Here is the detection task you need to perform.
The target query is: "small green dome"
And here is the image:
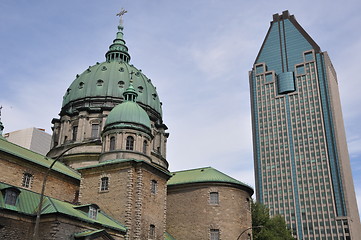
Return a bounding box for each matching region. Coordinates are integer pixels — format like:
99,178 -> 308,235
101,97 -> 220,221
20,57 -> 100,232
105,101 -> 151,131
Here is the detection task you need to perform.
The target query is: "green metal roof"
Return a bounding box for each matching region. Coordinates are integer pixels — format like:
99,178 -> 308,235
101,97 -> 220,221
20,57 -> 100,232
164,232 -> 177,240
74,229 -> 115,239
0,137 -> 80,180
105,101 -> 151,131
167,167 -> 254,192
0,182 -> 126,232
77,158 -> 171,177
74,229 -> 105,237
61,24 -> 162,117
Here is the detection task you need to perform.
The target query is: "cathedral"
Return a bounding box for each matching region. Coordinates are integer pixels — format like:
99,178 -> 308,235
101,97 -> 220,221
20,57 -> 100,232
0,12 -> 253,240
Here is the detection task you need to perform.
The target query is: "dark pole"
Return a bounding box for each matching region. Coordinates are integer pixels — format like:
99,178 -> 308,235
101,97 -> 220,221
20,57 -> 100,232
236,226 -> 264,240
32,139 -> 100,240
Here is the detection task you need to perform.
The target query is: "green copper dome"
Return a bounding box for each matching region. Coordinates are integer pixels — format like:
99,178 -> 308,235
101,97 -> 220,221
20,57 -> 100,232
61,23 -> 162,117
104,101 -> 151,131
104,83 -> 151,131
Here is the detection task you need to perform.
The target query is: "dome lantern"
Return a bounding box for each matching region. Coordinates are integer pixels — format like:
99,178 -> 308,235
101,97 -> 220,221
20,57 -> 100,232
123,80 -> 138,102
105,9 -> 131,63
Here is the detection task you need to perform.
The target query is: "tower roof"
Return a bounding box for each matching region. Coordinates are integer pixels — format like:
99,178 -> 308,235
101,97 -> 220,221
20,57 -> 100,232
0,137 -> 80,180
254,10 -> 321,74
168,167 -> 254,194
61,14 -> 162,118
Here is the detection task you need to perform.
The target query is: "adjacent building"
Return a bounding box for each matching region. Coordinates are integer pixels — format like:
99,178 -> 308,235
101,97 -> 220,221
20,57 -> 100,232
4,127 -> 51,155
167,167 -> 253,240
249,10 -> 360,239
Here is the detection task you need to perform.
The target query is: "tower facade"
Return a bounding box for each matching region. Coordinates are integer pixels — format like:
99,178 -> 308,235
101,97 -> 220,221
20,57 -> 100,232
250,11 -> 360,239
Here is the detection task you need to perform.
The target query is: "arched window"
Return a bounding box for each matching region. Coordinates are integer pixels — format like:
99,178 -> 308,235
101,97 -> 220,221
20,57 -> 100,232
143,140 -> 148,154
109,137 -> 116,151
100,177 -> 109,191
126,136 -> 134,150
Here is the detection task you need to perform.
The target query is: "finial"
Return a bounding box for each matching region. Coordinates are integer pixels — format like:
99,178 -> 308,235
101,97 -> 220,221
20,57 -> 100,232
116,8 -> 128,28
0,106 -> 4,135
105,8 -> 131,62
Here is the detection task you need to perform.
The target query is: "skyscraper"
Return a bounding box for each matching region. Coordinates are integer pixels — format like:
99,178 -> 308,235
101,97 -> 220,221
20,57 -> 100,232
249,10 -> 360,240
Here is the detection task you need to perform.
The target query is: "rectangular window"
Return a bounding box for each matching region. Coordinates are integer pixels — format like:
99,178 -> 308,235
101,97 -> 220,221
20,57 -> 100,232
210,229 -> 220,240
72,126 -> 78,141
151,180 -> 157,194
210,192 -> 219,205
22,173 -> 33,188
88,206 -> 98,219
109,137 -> 116,151
5,189 -> 19,206
91,124 -> 99,139
100,177 -> 109,191
149,224 -> 155,239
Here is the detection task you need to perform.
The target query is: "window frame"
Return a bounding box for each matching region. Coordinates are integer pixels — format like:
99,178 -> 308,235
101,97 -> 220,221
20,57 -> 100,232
149,224 -> 155,239
209,192 -> 219,205
4,188 -> 20,206
210,229 -> 220,240
100,177 -> 109,192
151,180 -> 157,194
72,125 -> 78,141
91,123 -> 100,139
22,173 -> 33,188
109,136 -> 116,151
126,136 -> 134,150
88,205 -> 98,219
143,140 -> 148,154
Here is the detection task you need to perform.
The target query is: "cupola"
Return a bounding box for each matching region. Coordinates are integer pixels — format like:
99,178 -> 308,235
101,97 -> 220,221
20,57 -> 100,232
104,82 -> 152,133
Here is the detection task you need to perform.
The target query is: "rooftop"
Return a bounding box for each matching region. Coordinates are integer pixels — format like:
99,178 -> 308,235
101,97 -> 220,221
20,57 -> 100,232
0,137 -> 80,180
168,167 -> 253,193
0,182 -> 126,232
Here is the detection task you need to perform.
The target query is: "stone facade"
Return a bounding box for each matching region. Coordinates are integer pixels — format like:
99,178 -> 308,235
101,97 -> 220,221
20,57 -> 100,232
0,213 -> 124,240
79,160 -> 169,240
0,152 -> 79,202
167,183 -> 253,240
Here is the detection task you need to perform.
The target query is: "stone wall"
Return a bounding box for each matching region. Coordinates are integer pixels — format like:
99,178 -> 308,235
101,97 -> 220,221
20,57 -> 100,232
167,184 -> 253,240
0,213 -> 124,240
79,161 -> 169,240
0,154 -> 79,202
0,215 -> 33,240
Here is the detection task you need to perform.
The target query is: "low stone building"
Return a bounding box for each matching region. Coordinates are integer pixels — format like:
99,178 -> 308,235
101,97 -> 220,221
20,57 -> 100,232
167,167 -> 254,240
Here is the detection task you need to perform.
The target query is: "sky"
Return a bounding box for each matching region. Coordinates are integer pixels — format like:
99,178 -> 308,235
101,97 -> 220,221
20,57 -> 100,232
1,0 -> 361,215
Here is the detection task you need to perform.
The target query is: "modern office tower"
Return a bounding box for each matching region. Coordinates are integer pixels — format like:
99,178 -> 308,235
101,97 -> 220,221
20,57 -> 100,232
249,10 -> 360,240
